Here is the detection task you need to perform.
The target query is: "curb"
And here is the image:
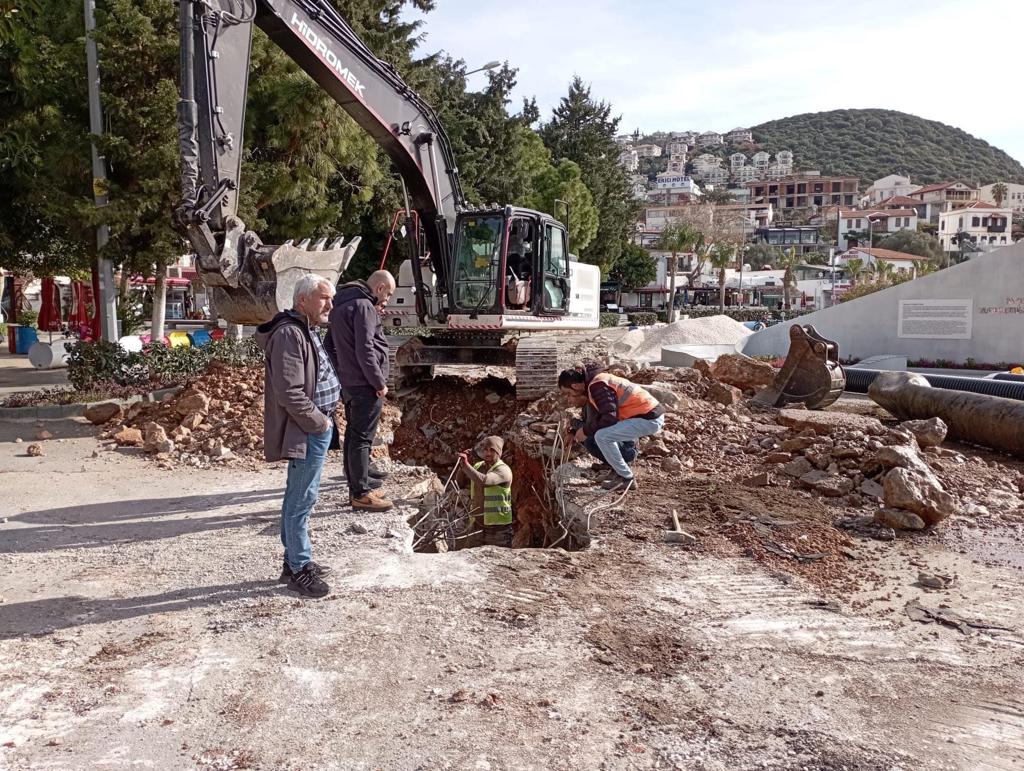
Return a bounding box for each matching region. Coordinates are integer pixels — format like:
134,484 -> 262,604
0,386 -> 181,422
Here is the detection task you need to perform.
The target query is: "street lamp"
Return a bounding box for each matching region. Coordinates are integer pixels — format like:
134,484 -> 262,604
465,60 -> 501,76
867,216 -> 880,249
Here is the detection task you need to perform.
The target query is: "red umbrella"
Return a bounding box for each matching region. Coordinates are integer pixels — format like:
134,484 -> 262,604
36,277 -> 63,333
67,280 -> 92,337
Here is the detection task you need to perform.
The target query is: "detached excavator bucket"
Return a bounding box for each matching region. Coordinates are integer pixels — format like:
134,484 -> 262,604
752,324 -> 846,409
207,235 -> 361,325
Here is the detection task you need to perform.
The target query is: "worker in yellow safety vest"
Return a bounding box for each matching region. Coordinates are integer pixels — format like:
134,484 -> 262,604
457,436 -> 514,548
559,362 -> 665,491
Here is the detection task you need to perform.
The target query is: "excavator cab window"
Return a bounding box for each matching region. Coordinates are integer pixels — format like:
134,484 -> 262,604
452,215 -> 503,313
539,222 -> 570,314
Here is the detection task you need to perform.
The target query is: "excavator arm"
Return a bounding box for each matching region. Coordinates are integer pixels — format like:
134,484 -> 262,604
176,0 -> 464,323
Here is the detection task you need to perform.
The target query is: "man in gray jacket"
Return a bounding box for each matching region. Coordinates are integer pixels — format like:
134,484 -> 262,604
255,274 -> 340,598
327,270 -> 396,511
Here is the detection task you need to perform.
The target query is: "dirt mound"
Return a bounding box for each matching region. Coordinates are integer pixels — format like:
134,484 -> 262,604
613,316 -> 752,362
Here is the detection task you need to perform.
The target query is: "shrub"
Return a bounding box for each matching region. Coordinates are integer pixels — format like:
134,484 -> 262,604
627,312 -> 657,326
656,310 -> 669,323
17,309 -> 38,328
67,337 -> 266,392
599,312 -> 620,328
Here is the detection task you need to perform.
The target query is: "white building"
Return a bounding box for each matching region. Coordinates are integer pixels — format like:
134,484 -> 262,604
752,151 -> 770,175
667,140 -> 689,157
729,152 -> 747,174
837,247 -> 920,275
733,166 -> 758,184
865,174 -> 916,204
667,155 -> 686,173
691,153 -> 723,179
979,182 -> 1024,214
635,144 -> 663,158
618,147 -> 639,172
727,127 -> 753,144
775,150 -> 794,175
698,131 -> 723,147
836,208 -> 918,250
704,167 -> 730,187
938,201 -> 1014,254
630,175 -> 648,200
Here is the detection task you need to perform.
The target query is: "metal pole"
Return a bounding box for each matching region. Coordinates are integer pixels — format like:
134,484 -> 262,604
84,0 -> 118,342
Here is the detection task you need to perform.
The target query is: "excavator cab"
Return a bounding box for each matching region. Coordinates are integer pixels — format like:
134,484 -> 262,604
449,208 -> 570,318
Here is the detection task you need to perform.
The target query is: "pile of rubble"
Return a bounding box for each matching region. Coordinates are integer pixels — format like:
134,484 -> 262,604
86,362 -> 268,469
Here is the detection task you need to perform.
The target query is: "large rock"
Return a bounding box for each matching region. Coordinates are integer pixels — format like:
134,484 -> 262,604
781,456 -> 814,477
645,382 -> 691,412
706,381 -> 743,406
872,445 -> 933,477
899,417 -> 948,449
84,401 -> 123,425
175,390 -> 211,418
710,354 -> 776,391
874,507 -> 926,531
883,468 -> 957,526
777,409 -> 885,437
143,422 -> 174,455
179,412 -> 204,431
114,427 -> 143,447
859,479 -> 885,499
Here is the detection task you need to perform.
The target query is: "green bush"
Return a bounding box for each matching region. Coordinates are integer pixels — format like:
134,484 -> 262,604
17,309 -> 38,328
67,337 -> 265,392
656,310 -> 669,323
116,294 -> 146,336
599,312 -> 620,328
627,312 -> 657,326
681,307 -> 811,325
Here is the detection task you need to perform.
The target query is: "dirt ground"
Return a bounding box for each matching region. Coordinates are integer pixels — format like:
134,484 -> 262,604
3,347 -> 1024,769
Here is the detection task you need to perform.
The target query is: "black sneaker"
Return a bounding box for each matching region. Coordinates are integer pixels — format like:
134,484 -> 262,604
590,462 -> 611,472
286,563 -> 330,598
600,474 -> 635,492
369,465 -> 389,480
278,560 -> 333,584
367,476 -> 384,491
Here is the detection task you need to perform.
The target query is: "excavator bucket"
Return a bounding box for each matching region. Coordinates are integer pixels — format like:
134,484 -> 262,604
752,324 -> 846,409
204,234 -> 361,325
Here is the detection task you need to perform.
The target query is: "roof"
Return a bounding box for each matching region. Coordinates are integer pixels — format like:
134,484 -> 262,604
876,195 -> 921,207
909,181 -> 974,196
842,247 -> 920,262
839,209 -> 916,219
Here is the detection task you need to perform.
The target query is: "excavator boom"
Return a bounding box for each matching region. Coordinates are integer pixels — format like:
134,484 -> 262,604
176,0 -> 463,323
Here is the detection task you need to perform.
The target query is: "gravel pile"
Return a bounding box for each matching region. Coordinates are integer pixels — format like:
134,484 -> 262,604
613,316 -> 752,362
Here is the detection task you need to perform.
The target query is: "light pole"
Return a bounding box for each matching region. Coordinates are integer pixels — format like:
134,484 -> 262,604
867,216 -> 880,250
465,60 -> 501,76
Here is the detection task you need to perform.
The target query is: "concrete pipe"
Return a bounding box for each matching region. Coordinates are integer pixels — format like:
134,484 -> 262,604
869,371 -> 1024,458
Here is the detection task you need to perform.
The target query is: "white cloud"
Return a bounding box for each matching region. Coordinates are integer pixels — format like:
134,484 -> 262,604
408,0 -> 1024,166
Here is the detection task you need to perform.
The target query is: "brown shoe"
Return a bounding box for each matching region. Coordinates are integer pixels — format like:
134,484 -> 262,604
350,492 -> 393,512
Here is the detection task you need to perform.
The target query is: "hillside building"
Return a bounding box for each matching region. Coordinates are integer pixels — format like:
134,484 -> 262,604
865,174 -> 916,204
748,174 -> 860,211
938,201 -> 1013,255
906,181 -> 978,222
979,182 -> 1024,214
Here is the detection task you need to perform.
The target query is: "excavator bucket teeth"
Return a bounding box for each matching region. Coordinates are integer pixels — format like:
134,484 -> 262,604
209,235 -> 362,325
752,324 -> 846,410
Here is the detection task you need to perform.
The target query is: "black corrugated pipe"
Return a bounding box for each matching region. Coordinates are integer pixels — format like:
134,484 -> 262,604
989,373 -> 1024,383
844,369 -> 1024,401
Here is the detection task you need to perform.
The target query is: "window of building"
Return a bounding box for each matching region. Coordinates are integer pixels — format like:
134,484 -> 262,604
855,219 -> 862,228
846,219 -> 853,228
973,217 -> 980,227
959,217 -> 963,228
639,293 -> 653,308
1001,236 -> 1007,243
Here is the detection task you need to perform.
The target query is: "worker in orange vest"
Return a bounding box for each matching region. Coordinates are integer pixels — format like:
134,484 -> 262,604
558,363 -> 665,491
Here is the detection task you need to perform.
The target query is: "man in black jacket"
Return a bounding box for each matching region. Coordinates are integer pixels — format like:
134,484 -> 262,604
327,270 -> 396,511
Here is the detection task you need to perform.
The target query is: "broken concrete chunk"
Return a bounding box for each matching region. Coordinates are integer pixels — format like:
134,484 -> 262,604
114,427 -> 144,447
874,507 -> 926,531
709,354 -> 776,391
781,457 -> 814,477
706,381 -> 743,406
799,470 -> 855,497
883,467 -> 957,526
858,479 -> 885,499
900,417 -> 948,449
84,401 -> 123,425
777,409 -> 885,437
872,445 -> 933,477
174,390 -> 211,418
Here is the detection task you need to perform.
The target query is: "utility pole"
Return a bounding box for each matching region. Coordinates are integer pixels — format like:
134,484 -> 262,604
84,0 -> 118,342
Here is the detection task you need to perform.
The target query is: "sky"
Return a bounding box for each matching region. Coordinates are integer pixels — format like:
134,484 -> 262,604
406,0 -> 1024,166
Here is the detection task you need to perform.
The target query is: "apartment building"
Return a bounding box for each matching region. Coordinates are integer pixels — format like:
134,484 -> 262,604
726,127 -> 753,144
667,140 -> 689,157
698,131 -> 723,147
838,247 -> 920,274
691,153 -> 723,178
748,174 -> 860,211
864,174 -> 916,204
729,152 -> 747,174
835,209 -> 918,250
979,182 -> 1024,214
634,144 -> 663,158
906,181 -> 977,222
618,147 -> 639,172
752,151 -> 770,176
752,225 -> 822,257
938,201 -> 1014,254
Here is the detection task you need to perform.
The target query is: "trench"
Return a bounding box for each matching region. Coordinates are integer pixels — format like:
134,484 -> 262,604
386,374 -> 590,553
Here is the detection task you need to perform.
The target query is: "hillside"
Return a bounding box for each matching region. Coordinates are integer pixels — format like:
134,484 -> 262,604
751,109 -> 1024,185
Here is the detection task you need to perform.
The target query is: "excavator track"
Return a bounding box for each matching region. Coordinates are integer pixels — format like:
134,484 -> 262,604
515,336 -> 559,401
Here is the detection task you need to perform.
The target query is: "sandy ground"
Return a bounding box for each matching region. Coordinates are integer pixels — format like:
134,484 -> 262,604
2,406 -> 1023,771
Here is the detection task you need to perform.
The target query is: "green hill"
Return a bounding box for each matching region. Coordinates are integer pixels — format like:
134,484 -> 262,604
751,109 -> 1024,185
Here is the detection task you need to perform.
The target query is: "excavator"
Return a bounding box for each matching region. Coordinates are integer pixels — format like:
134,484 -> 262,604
175,0 -> 600,399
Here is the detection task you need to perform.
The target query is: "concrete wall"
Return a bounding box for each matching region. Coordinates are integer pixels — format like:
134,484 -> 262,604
741,242 -> 1024,364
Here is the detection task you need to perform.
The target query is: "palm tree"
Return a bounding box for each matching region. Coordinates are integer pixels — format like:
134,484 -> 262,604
657,223 -> 702,322
911,259 -> 936,279
991,182 -> 1009,208
844,257 -> 864,285
708,243 -> 736,312
778,246 -> 801,310
870,258 -> 894,284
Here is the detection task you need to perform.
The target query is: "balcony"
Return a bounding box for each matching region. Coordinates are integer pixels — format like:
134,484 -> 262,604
988,225 -> 1007,233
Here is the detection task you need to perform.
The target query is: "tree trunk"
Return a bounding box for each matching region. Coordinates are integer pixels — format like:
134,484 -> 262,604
718,268 -> 726,312
150,258 -> 167,341
118,266 -> 130,298
666,254 -> 677,323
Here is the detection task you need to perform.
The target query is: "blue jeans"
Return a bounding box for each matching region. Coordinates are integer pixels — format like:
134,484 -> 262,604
583,436 -> 637,466
281,425 -> 332,572
594,415 -> 665,480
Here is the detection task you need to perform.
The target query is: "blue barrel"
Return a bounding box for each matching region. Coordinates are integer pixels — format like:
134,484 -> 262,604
15,326 -> 38,354
189,329 -> 212,347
